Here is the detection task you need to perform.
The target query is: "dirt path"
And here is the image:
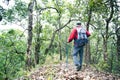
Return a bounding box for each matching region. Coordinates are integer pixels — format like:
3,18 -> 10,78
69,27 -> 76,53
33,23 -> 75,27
17,63 -> 120,80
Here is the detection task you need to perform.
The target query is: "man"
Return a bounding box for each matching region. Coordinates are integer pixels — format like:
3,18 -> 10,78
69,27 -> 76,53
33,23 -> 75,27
67,22 -> 90,71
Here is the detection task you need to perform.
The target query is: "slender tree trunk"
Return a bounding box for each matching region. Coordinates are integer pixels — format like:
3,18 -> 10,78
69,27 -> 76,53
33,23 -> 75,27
92,34 -> 100,64
59,41 -> 62,60
85,41 -> 91,64
26,1 -> 34,70
103,0 -> 114,61
116,28 -> 120,61
34,13 -> 42,65
56,12 -> 62,60
103,37 -> 108,61
113,0 -> 120,69
58,17 -> 62,60
84,7 -> 92,64
34,25 -> 42,65
117,36 -> 120,61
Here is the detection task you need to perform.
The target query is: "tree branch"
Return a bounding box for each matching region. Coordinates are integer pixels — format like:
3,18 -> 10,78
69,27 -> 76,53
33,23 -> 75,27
44,18 -> 79,54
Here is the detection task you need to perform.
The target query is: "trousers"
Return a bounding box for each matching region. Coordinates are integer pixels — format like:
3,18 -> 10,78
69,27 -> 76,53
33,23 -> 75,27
72,46 -> 84,66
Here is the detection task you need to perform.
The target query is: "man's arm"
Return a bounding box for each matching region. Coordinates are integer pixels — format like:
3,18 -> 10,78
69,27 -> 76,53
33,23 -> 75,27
67,28 -> 77,43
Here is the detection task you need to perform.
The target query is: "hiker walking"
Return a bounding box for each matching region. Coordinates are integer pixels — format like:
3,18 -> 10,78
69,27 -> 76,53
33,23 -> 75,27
67,22 -> 91,71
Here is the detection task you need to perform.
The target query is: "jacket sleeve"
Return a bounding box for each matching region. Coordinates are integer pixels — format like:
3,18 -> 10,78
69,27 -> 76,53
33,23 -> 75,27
67,28 -> 77,43
86,31 -> 91,37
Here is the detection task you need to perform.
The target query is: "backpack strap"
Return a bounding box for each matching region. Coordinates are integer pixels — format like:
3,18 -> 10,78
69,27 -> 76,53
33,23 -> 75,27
76,27 -> 81,39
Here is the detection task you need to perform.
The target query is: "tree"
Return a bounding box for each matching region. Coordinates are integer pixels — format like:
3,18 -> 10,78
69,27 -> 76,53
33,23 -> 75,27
26,0 -> 34,70
102,0 -> 114,61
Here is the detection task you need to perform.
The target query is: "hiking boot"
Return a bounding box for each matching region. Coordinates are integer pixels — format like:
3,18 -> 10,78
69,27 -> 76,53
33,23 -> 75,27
76,65 -> 81,71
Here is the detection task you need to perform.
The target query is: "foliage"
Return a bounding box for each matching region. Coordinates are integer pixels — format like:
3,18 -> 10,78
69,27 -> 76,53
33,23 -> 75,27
2,0 -> 28,22
0,0 -> 120,79
0,29 -> 26,79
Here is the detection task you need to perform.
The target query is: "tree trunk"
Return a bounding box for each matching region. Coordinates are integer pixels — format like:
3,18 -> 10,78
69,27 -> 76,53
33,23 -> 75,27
59,42 -> 62,60
103,37 -> 108,61
103,0 -> 114,61
84,6 -> 92,64
85,41 -> 91,64
26,1 -> 34,70
34,25 -> 42,65
34,13 -> 42,65
116,28 -> 120,61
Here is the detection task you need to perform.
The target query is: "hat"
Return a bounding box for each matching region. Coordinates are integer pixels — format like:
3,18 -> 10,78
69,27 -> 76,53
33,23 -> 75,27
76,22 -> 81,25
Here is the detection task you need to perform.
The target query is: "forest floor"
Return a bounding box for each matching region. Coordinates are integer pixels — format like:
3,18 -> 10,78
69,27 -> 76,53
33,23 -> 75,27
17,62 -> 120,80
